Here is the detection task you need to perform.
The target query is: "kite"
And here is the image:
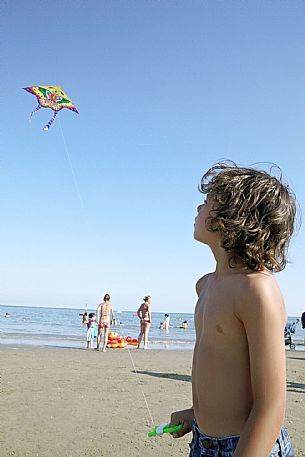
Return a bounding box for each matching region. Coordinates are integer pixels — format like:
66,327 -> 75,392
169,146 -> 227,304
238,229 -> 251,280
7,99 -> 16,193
23,86 -> 79,130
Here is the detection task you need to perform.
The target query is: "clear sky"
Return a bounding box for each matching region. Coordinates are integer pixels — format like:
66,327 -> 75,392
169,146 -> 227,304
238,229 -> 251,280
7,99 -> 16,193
1,1 -> 305,314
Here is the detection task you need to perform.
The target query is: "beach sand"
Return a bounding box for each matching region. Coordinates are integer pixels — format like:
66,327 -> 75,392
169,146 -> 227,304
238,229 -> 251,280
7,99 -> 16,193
0,347 -> 304,456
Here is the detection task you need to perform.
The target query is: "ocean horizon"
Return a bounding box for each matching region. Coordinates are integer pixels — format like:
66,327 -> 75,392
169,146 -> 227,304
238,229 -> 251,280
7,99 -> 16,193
0,304 -> 196,351
1,304 -> 304,351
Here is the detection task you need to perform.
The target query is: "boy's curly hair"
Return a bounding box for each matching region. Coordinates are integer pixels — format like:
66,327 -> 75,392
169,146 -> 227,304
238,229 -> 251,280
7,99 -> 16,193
200,161 -> 297,272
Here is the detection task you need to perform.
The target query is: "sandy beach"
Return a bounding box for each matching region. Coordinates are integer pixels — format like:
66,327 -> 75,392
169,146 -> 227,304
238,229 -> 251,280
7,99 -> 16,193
0,347 -> 304,457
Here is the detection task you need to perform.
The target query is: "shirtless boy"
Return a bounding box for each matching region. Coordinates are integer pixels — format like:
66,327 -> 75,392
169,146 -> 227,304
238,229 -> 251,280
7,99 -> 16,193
96,294 -> 115,352
170,162 -> 296,456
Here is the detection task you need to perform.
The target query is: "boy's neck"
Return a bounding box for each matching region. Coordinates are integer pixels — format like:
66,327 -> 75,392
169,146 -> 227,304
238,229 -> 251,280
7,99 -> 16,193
211,244 -> 271,277
211,244 -> 248,276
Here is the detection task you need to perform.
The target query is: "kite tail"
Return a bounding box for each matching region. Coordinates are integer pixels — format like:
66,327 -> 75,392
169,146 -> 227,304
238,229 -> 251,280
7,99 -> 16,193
29,105 -> 42,120
43,111 -> 58,131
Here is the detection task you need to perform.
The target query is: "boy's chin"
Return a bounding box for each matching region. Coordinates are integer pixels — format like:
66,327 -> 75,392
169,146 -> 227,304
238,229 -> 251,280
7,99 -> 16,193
194,231 -> 211,246
193,232 -> 205,243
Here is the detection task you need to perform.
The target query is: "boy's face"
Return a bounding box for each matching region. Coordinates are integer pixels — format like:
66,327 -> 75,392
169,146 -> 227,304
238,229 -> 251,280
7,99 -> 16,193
194,195 -> 219,246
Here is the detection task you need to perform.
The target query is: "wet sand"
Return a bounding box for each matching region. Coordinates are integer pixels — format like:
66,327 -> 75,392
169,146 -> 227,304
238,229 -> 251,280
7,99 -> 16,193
0,347 -> 304,456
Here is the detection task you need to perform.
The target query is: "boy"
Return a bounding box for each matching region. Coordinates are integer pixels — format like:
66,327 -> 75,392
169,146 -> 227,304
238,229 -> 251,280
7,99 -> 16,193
96,294 -> 115,352
170,162 -> 296,456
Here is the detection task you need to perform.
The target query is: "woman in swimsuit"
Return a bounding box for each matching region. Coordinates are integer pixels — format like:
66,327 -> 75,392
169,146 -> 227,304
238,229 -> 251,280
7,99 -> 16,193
96,294 -> 115,352
137,295 -> 152,349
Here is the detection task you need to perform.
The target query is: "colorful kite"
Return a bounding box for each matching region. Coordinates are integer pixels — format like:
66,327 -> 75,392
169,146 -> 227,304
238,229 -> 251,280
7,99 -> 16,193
23,86 -> 79,130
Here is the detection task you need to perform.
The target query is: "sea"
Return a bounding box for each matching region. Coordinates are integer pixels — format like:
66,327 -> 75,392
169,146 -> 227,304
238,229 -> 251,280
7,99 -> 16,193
0,304 -> 304,351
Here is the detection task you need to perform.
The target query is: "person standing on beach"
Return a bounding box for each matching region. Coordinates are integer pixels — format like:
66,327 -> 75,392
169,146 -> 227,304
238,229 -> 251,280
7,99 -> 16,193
163,314 -> 170,331
96,294 -> 115,352
82,312 -> 97,349
137,295 -> 152,349
169,162 -> 296,456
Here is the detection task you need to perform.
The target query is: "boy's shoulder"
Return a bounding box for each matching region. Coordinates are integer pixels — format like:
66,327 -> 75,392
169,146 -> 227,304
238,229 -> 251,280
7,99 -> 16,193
230,269 -> 280,300
233,270 -> 286,322
195,273 -> 212,296
196,269 -> 281,296
236,269 -> 278,293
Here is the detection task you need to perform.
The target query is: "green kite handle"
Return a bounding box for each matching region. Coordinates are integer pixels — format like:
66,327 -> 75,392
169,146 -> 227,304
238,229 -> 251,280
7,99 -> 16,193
148,423 -> 183,437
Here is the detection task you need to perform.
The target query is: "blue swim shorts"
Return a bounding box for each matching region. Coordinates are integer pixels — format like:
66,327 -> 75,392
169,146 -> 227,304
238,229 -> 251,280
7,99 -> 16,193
189,420 -> 294,456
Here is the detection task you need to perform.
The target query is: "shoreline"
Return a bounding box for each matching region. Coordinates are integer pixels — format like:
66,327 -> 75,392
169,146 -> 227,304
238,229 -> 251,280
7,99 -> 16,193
1,337 -> 305,351
0,347 -> 304,456
0,338 -> 196,351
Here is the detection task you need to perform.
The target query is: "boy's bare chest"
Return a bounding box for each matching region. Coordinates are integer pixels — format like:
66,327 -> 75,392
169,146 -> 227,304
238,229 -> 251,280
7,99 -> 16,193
195,281 -> 240,340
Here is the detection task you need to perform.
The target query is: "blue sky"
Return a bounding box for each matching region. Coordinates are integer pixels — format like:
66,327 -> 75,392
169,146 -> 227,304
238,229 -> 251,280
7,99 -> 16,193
1,1 -> 305,314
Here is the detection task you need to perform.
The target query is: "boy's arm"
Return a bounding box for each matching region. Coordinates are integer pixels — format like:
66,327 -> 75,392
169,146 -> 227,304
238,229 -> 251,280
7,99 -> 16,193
111,305 -> 115,323
169,407 -> 194,438
233,277 -> 287,457
169,274 -> 209,439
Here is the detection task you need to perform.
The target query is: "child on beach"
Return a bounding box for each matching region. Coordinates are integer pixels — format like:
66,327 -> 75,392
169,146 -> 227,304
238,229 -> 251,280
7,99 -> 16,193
169,162 -> 296,456
137,295 -> 152,349
83,312 -> 97,349
96,294 -> 115,352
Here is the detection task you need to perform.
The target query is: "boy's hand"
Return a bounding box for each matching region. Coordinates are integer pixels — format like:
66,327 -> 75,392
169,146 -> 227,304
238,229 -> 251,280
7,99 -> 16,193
169,408 -> 194,438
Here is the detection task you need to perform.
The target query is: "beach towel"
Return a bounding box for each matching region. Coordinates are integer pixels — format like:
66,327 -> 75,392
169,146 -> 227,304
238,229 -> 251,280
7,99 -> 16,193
87,322 -> 97,341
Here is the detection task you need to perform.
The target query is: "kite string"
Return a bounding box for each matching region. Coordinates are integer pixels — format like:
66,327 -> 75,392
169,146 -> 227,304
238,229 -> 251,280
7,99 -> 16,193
58,121 -> 155,427
58,117 -> 91,232
117,320 -> 155,427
